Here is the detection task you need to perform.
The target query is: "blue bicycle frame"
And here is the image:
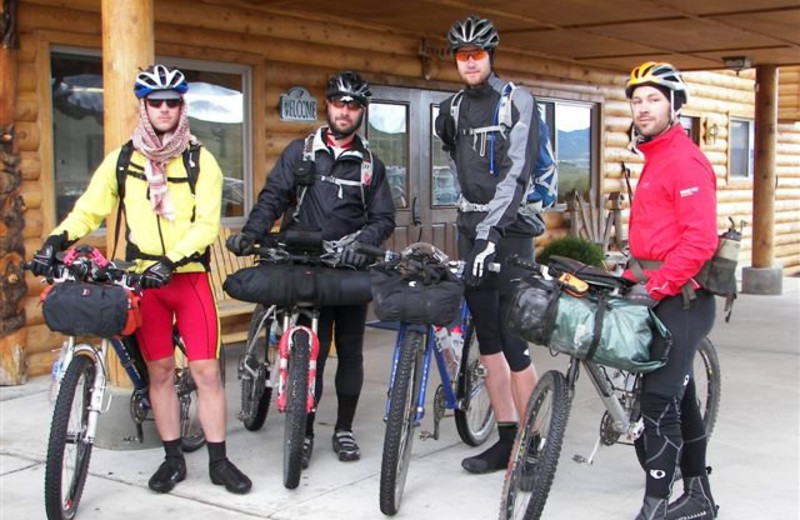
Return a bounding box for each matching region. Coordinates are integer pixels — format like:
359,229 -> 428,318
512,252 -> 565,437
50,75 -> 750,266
383,301 -> 473,424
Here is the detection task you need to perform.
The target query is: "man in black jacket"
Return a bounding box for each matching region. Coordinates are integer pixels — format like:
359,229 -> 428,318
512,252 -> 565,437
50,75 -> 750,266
435,15 -> 540,474
228,71 -> 395,466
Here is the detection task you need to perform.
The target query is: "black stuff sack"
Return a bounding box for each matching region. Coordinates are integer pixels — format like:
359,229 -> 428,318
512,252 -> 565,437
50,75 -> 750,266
223,263 -> 373,307
369,265 -> 463,326
41,282 -> 131,338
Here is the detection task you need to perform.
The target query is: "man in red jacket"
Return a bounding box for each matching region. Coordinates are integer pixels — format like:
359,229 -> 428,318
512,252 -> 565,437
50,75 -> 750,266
623,62 -> 719,520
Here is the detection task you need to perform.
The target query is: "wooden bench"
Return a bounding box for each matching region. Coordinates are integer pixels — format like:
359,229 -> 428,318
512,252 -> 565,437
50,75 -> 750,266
209,227 -> 257,345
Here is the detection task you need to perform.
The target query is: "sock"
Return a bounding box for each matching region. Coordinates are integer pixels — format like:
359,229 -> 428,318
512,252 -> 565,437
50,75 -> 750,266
335,393 -> 359,432
207,441 -> 227,467
462,422 -> 518,473
306,411 -> 316,438
163,438 -> 183,462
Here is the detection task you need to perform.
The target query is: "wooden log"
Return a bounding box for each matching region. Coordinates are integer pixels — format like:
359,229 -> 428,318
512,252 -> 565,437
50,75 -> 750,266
0,329 -> 27,385
21,208 -> 42,238
15,120 -> 37,151
13,91 -> 37,122
752,65 -> 778,269
26,322 -> 63,354
101,0 -> 154,387
17,3 -> 101,34
19,151 -> 38,180
24,296 -> 43,327
27,349 -> 55,377
18,180 -> 41,209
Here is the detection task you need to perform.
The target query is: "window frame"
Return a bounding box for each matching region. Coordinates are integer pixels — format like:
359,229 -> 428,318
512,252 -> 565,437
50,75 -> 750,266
535,97 -> 600,210
49,46 -> 253,229
728,116 -> 755,181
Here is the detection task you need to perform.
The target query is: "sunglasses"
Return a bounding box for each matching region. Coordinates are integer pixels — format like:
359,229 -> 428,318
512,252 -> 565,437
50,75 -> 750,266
454,49 -> 488,62
329,98 -> 364,111
146,98 -> 182,109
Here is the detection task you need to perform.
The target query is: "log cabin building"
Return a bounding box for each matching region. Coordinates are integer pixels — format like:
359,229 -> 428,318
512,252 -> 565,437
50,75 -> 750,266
1,0 -> 799,384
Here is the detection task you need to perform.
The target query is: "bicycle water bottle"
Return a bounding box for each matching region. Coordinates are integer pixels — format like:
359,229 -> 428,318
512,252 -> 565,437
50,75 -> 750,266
448,326 -> 464,379
435,326 -> 462,381
48,345 -> 66,402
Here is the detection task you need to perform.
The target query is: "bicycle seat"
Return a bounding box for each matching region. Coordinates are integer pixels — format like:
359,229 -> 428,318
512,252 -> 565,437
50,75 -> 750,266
546,255 -> 634,291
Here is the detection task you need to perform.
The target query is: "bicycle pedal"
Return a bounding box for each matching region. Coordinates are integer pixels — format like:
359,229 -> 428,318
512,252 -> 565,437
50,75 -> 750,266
572,454 -> 590,465
420,430 -> 437,440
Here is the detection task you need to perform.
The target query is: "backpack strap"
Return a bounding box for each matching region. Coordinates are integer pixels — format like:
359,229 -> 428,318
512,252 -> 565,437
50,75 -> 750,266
112,140 -> 136,261
181,142 -> 202,223
450,89 -> 465,135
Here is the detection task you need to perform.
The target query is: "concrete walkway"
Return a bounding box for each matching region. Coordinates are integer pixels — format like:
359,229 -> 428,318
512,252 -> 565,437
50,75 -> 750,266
1,279 -> 798,519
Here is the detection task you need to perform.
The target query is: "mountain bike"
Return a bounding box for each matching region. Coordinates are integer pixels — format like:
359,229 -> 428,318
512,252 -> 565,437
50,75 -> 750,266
499,257 -> 721,520
227,231 -> 372,489
354,242 -> 497,516
25,246 -> 223,520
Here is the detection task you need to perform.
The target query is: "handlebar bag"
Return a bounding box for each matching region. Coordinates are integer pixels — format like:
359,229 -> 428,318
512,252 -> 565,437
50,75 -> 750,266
506,277 -> 671,373
41,282 -> 138,338
369,264 -> 464,326
223,263 -> 372,306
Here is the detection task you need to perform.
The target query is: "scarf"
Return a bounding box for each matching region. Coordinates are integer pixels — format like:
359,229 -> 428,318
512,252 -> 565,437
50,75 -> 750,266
131,98 -> 196,221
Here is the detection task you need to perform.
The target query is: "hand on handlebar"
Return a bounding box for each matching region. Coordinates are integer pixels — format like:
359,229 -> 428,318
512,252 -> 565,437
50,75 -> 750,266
341,243 -> 369,269
31,232 -> 69,277
226,232 -> 256,256
141,259 -> 173,289
465,239 -> 496,287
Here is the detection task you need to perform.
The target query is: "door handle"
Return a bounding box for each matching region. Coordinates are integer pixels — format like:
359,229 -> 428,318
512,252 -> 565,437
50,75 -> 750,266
412,196 -> 422,227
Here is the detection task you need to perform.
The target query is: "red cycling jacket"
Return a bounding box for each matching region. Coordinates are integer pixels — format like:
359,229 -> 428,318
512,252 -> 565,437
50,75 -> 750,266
625,124 -> 719,300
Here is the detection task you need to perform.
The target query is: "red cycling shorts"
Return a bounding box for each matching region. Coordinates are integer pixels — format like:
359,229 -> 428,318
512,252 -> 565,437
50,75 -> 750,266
134,272 -> 220,362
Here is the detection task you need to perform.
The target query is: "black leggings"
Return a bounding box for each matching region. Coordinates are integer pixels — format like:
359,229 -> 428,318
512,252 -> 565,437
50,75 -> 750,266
639,290 -> 715,498
458,234 -> 533,372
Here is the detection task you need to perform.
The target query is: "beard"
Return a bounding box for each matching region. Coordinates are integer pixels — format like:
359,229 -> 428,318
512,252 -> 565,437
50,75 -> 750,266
327,111 -> 363,139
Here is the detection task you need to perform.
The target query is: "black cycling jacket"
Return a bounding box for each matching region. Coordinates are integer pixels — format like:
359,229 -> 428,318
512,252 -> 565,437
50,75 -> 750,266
242,126 -> 396,246
437,73 -> 540,242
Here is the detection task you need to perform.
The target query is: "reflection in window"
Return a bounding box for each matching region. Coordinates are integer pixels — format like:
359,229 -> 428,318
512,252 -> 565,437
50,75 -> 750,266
50,51 -> 249,222
430,106 -> 460,206
679,115 -> 700,144
367,103 -> 408,208
730,118 -> 754,178
554,103 -> 591,203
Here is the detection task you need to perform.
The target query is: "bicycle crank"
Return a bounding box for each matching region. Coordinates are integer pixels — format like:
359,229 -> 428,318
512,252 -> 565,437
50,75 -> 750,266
421,385 -> 447,441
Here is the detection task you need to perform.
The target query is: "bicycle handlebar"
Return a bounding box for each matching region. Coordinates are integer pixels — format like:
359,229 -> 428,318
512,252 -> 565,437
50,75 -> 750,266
351,242 -> 500,275
23,246 -> 143,291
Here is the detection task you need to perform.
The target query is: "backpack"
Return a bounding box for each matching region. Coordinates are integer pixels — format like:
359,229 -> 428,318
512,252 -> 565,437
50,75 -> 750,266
112,140 -> 210,269
450,82 -> 558,234
292,131 -> 374,220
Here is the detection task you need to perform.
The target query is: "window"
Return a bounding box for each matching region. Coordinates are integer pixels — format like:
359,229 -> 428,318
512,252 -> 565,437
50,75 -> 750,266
729,118 -> 754,178
366,102 -> 409,208
538,100 -> 596,204
50,49 -> 251,225
430,105 -> 460,206
679,115 -> 700,145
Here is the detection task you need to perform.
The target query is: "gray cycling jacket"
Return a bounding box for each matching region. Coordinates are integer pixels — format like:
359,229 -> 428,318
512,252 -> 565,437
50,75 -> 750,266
437,73 -> 540,242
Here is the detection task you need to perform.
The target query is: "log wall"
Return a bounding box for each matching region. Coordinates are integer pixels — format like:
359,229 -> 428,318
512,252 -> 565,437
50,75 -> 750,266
13,0 -> 800,374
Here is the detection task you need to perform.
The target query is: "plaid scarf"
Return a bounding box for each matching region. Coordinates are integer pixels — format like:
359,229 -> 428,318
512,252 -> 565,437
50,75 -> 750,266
131,98 -> 196,221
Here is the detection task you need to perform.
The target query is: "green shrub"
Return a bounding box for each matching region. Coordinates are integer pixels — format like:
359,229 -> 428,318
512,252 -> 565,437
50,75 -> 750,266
538,236 -> 605,268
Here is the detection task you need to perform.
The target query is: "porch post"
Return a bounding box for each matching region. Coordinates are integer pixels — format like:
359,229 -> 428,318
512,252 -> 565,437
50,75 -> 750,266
0,0 -> 28,386
742,65 -> 782,295
101,0 -> 153,386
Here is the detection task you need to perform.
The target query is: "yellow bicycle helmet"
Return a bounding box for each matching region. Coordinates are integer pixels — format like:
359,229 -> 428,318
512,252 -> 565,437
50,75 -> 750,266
625,61 -> 688,106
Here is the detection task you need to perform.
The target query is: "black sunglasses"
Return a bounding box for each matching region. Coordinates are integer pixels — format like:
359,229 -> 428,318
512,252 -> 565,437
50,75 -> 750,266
146,98 -> 182,109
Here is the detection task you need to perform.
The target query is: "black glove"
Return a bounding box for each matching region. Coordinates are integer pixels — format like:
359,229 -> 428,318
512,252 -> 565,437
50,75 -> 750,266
435,112 -> 457,151
226,232 -> 256,256
625,283 -> 658,308
31,232 -> 69,277
341,243 -> 368,269
141,258 -> 174,289
465,239 -> 496,287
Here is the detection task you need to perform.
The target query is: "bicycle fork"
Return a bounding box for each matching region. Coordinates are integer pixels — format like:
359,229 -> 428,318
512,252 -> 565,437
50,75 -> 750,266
275,326 -> 319,414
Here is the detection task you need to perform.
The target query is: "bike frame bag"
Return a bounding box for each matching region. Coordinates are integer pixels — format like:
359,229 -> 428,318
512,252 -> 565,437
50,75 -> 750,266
41,282 -> 141,338
223,263 -> 373,307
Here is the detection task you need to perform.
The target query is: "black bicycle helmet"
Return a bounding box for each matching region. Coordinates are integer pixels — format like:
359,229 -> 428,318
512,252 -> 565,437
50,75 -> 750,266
447,15 -> 500,52
326,71 -> 372,107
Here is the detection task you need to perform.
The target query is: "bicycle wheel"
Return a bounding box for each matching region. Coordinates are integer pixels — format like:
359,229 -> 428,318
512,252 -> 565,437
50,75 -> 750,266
454,322 -> 495,446
178,369 -> 205,453
500,370 -> 570,520
44,354 -> 96,520
283,329 -> 310,490
635,336 -> 722,470
241,304 -> 272,432
379,329 -> 425,516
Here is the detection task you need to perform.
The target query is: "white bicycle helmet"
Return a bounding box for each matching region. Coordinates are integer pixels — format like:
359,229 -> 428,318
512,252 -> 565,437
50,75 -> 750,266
326,71 -> 372,106
447,16 -> 500,52
134,64 -> 188,99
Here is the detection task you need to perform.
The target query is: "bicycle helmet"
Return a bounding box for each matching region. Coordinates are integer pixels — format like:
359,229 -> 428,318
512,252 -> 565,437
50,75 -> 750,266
326,71 -> 372,107
134,64 -> 189,100
448,15 -> 500,52
625,61 -> 688,106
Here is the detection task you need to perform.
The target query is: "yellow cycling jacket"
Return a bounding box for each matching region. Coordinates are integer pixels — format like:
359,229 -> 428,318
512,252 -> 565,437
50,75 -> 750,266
53,145 -> 223,273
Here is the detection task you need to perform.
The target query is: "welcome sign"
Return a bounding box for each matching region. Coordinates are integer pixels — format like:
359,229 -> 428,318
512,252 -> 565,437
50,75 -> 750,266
280,86 -> 317,122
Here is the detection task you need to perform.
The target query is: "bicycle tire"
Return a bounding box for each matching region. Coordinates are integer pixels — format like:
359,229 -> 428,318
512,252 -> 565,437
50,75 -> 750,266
283,329 -> 310,490
44,354 -> 96,520
379,329 -> 425,516
454,321 -> 496,446
499,370 -> 570,520
634,336 -> 721,471
242,304 -> 272,432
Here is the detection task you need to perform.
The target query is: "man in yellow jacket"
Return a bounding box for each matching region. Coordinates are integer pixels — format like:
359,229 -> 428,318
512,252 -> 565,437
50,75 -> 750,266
31,64 -> 251,495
